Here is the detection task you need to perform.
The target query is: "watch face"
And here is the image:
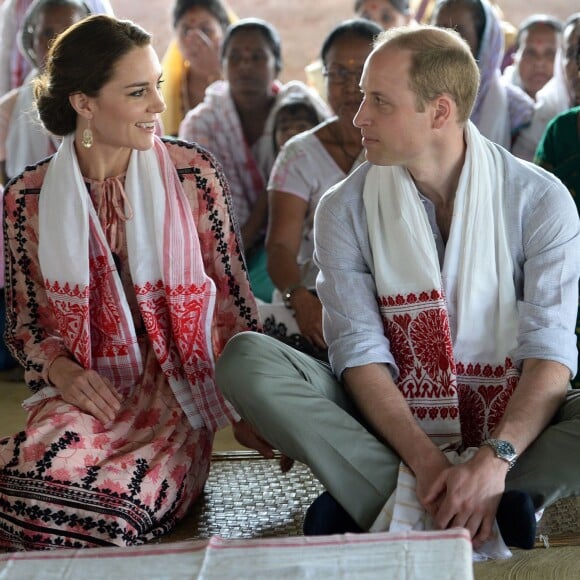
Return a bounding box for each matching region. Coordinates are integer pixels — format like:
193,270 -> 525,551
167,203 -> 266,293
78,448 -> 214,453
483,439 -> 518,467
496,440 -> 516,457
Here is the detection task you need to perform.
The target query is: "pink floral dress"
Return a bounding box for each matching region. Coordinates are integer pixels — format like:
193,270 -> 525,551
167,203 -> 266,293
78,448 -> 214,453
0,139 -> 259,550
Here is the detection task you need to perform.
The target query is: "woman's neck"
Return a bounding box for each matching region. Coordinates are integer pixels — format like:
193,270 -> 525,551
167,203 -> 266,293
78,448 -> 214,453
235,93 -> 275,146
74,137 -> 132,181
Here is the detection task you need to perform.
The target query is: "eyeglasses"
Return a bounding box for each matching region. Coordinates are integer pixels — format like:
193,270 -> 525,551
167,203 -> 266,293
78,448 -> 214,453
322,67 -> 363,85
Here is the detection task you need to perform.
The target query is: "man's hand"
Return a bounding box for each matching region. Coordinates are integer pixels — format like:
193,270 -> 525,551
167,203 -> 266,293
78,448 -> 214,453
48,356 -> 122,425
422,448 -> 508,548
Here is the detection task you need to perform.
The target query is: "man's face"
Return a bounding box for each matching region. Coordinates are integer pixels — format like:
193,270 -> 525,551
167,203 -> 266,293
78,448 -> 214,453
354,47 -> 433,170
515,24 -> 559,99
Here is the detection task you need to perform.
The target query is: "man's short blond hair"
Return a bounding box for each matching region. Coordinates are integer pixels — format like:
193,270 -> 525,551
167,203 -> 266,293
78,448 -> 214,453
374,25 -> 480,124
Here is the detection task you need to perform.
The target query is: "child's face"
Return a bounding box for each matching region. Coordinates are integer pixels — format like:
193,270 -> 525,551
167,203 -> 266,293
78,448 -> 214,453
275,110 -> 316,149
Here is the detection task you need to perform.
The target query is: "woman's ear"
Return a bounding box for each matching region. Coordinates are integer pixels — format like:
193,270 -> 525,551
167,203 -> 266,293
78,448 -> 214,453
69,92 -> 93,120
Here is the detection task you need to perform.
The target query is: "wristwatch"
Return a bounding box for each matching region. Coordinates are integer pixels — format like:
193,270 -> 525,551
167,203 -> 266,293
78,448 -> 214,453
481,438 -> 518,470
282,284 -> 304,309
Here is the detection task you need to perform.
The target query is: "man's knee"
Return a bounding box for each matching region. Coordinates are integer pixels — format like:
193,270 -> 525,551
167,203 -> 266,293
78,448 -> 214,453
215,331 -> 268,401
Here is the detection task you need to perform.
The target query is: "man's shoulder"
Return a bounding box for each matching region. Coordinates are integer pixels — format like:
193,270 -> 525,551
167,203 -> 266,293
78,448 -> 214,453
503,147 -> 566,188
318,161 -> 371,211
501,147 -> 575,215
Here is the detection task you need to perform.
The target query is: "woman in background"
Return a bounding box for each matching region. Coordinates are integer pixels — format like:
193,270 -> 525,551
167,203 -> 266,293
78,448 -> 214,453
179,18 -> 329,302
0,0 -> 112,96
513,13 -> 580,160
432,0 -> 534,150
160,0 -> 234,136
263,19 -> 382,359
0,0 -> 90,184
305,0 -> 414,98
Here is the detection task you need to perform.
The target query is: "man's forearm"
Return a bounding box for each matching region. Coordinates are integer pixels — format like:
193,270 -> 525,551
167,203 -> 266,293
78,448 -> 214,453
491,358 -> 569,455
343,363 -> 445,476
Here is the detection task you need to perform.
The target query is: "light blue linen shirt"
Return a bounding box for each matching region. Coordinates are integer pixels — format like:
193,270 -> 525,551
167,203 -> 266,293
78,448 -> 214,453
314,147 -> 580,381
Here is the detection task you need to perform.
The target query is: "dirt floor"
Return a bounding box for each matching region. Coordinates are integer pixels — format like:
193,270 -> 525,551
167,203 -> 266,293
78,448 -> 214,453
110,0 -> 575,85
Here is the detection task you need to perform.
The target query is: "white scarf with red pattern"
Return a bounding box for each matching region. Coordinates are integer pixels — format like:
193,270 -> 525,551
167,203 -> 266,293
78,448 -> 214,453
38,134 -> 232,431
363,122 -> 519,447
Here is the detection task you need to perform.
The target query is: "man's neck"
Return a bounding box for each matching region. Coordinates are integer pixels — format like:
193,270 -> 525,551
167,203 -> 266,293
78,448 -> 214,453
408,130 -> 467,244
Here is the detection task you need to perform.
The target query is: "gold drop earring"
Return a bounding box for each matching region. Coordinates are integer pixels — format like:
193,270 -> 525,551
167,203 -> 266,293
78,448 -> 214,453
81,118 -> 93,149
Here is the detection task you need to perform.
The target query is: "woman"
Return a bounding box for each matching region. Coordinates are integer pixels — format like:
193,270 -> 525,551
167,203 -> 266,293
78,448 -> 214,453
0,0 -> 112,96
0,15 -> 259,550
0,0 -> 90,184
262,19 -> 382,359
160,0 -> 234,136
305,0 -> 414,99
513,13 -> 580,161
179,18 -> 330,302
432,0 -> 534,150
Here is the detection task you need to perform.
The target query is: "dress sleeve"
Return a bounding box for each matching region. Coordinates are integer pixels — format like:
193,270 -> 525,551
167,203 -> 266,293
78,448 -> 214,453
171,140 -> 261,358
3,171 -> 72,391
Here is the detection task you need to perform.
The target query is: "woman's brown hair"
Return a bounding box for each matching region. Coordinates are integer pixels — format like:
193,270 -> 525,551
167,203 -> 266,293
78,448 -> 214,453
34,15 -> 151,135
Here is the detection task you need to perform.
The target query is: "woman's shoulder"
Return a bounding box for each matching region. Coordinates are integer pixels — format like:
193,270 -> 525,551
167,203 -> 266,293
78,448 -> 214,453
4,157 -> 51,198
162,137 -> 223,177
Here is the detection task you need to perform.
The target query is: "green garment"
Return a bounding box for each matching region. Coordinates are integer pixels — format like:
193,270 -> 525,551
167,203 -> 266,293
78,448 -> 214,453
246,245 -> 275,303
535,107 -> 580,387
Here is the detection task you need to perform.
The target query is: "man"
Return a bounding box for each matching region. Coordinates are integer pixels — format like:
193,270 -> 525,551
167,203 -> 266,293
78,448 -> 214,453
504,15 -> 563,100
216,26 -> 580,551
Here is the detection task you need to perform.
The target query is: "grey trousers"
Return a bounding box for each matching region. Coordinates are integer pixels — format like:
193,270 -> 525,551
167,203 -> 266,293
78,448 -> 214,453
216,331 -> 580,530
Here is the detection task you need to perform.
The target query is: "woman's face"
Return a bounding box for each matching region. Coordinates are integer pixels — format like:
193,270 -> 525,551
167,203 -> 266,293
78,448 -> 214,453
324,35 -> 374,123
176,6 -> 223,60
85,45 -> 165,153
432,2 -> 480,58
356,0 -> 409,30
32,4 -> 86,69
563,21 -> 580,106
223,28 -> 278,100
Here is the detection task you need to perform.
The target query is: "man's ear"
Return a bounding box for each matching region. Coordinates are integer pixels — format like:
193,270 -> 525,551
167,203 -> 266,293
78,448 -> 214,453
69,92 -> 93,120
432,94 -> 453,129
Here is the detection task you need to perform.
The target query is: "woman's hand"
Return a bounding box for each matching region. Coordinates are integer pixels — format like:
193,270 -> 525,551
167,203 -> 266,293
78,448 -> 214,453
48,356 -> 122,425
182,28 -> 221,83
291,288 -> 327,349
